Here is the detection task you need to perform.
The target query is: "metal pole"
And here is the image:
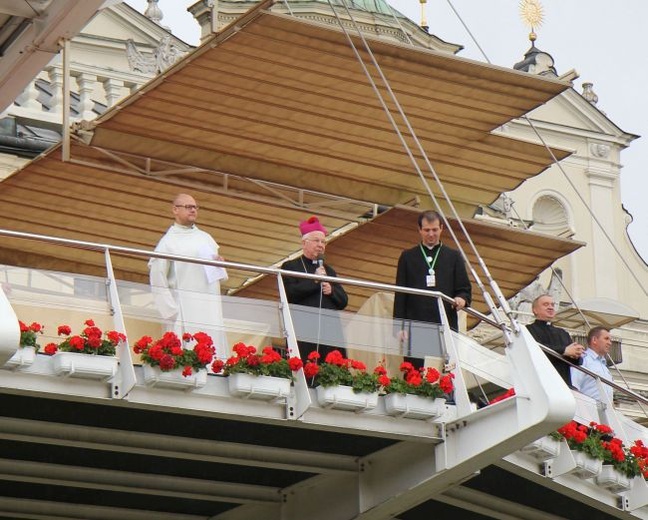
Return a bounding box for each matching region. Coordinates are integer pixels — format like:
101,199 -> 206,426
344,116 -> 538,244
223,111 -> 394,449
104,249 -> 136,399
61,38 -> 71,162
276,273 -> 311,419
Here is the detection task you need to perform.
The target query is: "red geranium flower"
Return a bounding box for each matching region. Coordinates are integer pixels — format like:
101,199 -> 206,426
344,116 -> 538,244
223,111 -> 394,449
18,320 -> 44,348
288,357 -> 303,371
57,325 -> 72,336
134,331 -> 216,376
211,359 -> 225,374
303,362 -> 319,378
221,343 -> 299,381
44,343 -> 58,355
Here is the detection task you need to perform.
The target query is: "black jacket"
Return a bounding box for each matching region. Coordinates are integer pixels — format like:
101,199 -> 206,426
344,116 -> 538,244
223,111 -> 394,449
393,243 -> 471,331
527,319 -> 582,387
281,256 -> 348,310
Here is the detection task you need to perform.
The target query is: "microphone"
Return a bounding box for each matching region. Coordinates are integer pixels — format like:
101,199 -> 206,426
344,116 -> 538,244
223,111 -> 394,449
316,254 -> 325,268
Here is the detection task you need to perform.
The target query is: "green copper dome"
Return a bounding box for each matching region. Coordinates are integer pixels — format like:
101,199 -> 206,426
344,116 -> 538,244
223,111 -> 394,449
298,0 -> 408,18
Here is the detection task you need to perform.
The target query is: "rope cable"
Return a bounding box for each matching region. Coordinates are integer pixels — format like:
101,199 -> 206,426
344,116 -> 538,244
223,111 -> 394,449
325,0 -> 513,332
445,0 -> 648,419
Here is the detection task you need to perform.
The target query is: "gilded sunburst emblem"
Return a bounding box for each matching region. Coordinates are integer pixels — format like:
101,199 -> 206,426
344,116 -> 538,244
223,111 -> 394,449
519,0 -> 544,29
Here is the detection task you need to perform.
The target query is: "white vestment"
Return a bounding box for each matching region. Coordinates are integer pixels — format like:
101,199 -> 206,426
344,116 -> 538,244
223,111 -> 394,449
149,223 -> 229,359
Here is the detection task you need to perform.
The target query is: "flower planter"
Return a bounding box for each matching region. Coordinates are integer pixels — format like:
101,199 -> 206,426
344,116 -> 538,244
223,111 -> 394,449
595,465 -> 633,493
52,352 -> 118,381
5,346 -> 36,369
383,394 -> 446,420
143,365 -> 207,390
569,450 -> 603,479
316,385 -> 378,411
521,436 -> 561,461
228,373 -> 291,400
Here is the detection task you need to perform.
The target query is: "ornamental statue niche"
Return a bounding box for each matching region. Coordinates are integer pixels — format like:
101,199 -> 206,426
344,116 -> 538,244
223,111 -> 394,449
125,36 -> 186,75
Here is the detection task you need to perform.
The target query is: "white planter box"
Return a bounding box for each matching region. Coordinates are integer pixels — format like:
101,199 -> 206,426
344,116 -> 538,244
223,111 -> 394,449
521,436 -> 561,461
53,352 -> 118,381
316,385 -> 378,411
5,346 -> 36,369
228,373 -> 291,400
383,394 -> 446,420
595,465 -> 633,493
570,450 -> 603,479
143,365 -> 207,390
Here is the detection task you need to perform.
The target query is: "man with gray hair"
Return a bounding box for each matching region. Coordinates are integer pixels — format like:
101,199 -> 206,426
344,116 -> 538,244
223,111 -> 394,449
527,294 -> 584,387
281,216 -> 348,360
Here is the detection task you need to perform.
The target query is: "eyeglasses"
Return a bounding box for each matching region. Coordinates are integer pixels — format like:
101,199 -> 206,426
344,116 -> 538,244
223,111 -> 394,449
305,238 -> 326,245
174,204 -> 199,211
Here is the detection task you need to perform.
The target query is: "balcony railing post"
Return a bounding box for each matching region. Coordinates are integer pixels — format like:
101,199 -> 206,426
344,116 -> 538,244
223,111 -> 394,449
436,297 -> 472,418
0,279 -> 19,366
76,73 -> 97,120
47,65 -> 63,115
276,273 -> 311,419
104,248 -> 136,399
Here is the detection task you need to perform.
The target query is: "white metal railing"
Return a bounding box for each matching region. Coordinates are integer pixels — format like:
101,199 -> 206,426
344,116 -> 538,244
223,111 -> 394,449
0,228 -> 473,409
0,226 -> 646,425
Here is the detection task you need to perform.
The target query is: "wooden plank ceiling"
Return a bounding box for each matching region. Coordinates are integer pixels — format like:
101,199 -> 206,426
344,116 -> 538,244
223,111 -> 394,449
87,7 -> 571,216
237,207 -> 583,317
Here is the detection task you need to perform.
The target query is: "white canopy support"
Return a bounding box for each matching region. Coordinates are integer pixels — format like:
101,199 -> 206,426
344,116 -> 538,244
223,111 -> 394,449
0,280 -> 19,365
554,297 -> 640,330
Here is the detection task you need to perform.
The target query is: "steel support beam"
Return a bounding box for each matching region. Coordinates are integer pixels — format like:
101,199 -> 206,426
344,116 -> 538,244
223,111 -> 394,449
0,458 -> 280,504
0,417 -> 358,474
0,497 -> 202,520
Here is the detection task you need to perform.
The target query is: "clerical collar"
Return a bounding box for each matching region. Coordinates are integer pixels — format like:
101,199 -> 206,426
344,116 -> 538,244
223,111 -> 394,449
174,223 -> 195,230
303,255 -> 318,265
421,242 -> 441,251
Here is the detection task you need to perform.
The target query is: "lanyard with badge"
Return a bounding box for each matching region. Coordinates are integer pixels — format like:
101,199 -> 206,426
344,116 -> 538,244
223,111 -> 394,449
419,243 -> 441,287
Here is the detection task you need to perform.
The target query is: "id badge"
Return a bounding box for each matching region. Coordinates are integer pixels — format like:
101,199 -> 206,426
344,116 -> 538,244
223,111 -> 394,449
426,271 -> 436,287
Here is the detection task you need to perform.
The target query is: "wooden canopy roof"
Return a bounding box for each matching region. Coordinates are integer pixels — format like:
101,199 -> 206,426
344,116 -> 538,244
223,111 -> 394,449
0,3 -> 581,318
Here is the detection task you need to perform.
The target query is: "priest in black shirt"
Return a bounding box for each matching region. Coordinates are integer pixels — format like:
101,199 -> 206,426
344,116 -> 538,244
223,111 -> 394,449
526,294 -> 584,387
393,210 -> 472,366
281,216 -> 348,360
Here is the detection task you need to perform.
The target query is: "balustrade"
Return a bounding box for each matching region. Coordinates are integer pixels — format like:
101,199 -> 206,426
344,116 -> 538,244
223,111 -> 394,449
7,64 -> 146,122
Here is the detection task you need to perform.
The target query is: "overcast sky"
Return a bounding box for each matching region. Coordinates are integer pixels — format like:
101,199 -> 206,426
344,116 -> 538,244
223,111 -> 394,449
125,0 -> 648,263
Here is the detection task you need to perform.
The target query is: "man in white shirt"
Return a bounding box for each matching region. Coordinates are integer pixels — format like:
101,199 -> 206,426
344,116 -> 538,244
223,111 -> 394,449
571,326 -> 614,402
149,194 -> 228,359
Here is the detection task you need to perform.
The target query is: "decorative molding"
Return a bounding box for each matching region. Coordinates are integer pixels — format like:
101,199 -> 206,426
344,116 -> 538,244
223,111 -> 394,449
126,36 -> 186,74
589,142 -> 610,158
532,195 -> 573,237
585,167 -> 616,186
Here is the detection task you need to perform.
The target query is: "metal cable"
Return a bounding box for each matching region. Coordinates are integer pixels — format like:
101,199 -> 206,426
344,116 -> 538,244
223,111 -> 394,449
324,0 -> 512,334
444,0 -> 648,420
445,0 -> 648,301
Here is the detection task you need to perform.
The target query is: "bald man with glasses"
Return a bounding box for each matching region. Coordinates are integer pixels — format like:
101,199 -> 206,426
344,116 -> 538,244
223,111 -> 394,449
149,193 -> 229,360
